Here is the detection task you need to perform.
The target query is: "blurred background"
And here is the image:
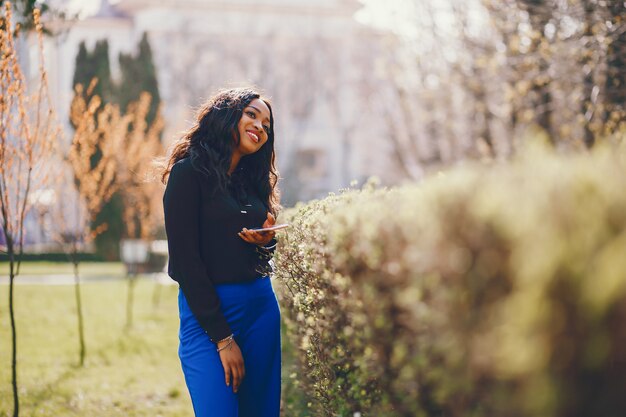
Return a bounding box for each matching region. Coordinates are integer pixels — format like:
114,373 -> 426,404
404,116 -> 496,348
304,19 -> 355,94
6,0 -> 624,261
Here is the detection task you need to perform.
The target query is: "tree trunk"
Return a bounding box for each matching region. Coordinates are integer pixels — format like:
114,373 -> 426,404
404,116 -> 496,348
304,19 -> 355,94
605,2 -> 626,123
8,242 -> 19,417
580,0 -> 597,147
72,254 -> 86,367
126,269 -> 136,331
531,27 -> 554,142
474,69 -> 496,157
518,0 -> 555,141
534,72 -> 553,141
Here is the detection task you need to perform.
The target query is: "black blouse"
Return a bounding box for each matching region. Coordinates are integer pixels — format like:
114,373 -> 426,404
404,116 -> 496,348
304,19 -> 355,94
163,157 -> 275,342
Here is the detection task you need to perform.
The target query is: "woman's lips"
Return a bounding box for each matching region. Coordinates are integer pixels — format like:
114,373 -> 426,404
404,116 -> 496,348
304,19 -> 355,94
246,130 -> 259,143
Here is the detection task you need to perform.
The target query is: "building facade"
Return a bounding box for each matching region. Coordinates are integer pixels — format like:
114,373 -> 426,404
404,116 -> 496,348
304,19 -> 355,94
37,0 -> 398,206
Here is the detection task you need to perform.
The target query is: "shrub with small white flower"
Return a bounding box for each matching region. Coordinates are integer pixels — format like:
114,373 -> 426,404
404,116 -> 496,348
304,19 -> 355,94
274,142 -> 626,417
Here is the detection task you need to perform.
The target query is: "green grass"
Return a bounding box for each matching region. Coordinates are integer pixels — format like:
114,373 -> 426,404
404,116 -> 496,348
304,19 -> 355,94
0,277 -> 309,416
0,262 -> 125,276
0,279 -> 191,416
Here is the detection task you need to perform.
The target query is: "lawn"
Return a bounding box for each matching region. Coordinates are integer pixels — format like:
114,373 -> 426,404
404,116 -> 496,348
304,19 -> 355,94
0,276 -> 310,417
0,278 -> 192,417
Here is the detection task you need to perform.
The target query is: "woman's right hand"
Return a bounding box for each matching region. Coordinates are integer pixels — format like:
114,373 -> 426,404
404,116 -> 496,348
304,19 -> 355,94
218,339 -> 245,393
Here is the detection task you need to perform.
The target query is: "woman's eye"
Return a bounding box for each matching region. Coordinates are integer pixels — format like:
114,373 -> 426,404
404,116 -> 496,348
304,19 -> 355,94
246,111 -> 255,118
263,126 -> 270,134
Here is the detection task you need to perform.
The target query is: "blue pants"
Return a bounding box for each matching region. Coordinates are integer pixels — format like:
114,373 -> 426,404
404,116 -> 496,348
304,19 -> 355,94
178,277 -> 281,417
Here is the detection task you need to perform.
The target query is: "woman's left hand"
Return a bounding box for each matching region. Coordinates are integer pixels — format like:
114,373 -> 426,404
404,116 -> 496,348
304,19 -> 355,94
238,212 -> 276,246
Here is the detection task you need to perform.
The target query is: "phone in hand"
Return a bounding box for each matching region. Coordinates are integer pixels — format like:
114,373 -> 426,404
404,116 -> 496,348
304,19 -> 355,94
248,224 -> 290,233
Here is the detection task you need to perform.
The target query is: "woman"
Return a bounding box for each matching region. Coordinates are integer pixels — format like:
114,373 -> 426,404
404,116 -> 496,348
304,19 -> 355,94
162,87 -> 281,417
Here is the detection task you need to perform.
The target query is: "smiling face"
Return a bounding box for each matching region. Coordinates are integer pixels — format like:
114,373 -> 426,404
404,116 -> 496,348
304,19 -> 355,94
234,98 -> 272,158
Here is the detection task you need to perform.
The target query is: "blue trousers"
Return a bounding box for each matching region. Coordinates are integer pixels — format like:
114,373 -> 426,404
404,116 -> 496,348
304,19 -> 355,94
178,277 -> 281,417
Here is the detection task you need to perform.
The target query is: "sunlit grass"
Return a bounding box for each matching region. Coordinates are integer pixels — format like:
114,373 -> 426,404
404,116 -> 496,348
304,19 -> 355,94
0,279 -> 191,416
0,277 -> 304,416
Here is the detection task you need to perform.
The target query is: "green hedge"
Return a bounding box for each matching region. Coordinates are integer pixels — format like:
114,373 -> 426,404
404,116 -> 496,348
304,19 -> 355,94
0,251 -> 166,272
273,145 -> 626,417
0,252 -> 105,263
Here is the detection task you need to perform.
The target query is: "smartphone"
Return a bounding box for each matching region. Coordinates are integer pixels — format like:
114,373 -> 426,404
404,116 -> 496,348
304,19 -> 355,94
248,223 -> 290,233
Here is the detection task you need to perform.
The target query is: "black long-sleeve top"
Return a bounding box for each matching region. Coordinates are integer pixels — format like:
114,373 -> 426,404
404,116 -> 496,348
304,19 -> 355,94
163,157 -> 275,342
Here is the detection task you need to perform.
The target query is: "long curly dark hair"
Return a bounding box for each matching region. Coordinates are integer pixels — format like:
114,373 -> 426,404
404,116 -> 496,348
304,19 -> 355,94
162,87 -> 280,215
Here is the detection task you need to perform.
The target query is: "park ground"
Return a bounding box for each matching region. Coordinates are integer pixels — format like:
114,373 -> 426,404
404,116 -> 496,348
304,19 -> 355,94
0,263 -> 307,417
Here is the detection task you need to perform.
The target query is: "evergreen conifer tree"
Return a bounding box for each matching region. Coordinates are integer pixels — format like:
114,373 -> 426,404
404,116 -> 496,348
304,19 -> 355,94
71,39 -> 123,261
72,42 -> 89,87
72,40 -> 113,103
118,32 -> 161,127
70,34 -> 162,260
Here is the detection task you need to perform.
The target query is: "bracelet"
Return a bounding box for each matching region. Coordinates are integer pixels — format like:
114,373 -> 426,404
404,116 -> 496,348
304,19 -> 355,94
258,238 -> 278,251
217,338 -> 234,352
215,334 -> 234,353
215,334 -> 234,344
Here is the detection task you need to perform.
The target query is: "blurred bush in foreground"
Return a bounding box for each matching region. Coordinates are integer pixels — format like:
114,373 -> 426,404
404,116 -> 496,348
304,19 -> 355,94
273,142 -> 626,417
